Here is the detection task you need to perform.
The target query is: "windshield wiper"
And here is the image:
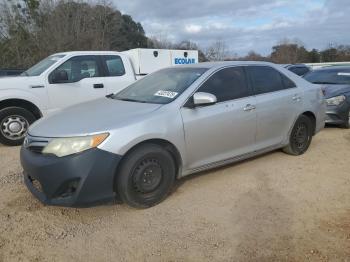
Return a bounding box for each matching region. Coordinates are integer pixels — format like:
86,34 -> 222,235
116,98 -> 147,103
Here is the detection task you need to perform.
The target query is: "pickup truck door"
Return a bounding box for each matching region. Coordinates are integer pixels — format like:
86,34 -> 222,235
180,66 -> 257,171
46,55 -> 107,111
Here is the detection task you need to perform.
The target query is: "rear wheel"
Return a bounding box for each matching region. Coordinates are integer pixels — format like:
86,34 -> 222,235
283,115 -> 313,156
0,107 -> 36,146
116,144 -> 176,208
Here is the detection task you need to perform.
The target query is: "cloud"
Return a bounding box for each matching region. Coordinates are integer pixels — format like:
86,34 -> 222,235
114,0 -> 350,55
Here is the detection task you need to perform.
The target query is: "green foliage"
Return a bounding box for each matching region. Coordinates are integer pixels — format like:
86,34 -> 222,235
0,0 -> 149,69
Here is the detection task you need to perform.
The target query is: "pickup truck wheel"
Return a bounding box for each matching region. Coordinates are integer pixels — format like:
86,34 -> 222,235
116,144 -> 176,208
283,115 -> 313,156
0,107 -> 36,146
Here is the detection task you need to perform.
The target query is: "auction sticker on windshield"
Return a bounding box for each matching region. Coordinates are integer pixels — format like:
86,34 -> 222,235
154,90 -> 178,99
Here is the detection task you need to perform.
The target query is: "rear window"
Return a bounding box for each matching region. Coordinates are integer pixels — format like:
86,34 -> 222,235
289,66 -> 310,76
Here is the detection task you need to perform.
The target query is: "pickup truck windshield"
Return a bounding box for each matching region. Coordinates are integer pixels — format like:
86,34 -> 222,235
304,68 -> 350,85
21,55 -> 66,76
114,67 -> 208,104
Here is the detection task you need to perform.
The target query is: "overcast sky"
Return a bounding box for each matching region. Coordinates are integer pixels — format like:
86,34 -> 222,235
114,0 -> 350,56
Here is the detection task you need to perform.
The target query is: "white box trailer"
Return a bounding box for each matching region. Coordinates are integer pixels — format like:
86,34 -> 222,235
122,48 -> 199,76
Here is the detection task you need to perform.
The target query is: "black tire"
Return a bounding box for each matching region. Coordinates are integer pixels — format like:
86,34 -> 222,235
340,110 -> 350,129
116,143 -> 176,208
283,115 -> 313,156
0,107 -> 36,146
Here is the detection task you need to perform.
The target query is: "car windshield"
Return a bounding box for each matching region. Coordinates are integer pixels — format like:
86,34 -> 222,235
21,55 -> 66,76
113,67 -> 208,104
304,68 -> 350,85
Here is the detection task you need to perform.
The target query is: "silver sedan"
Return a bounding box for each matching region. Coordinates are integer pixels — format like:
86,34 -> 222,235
20,61 -> 326,208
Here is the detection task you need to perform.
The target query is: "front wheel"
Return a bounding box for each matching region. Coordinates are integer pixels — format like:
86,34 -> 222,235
0,107 -> 36,146
283,115 -> 313,156
116,143 -> 176,208
340,110 -> 350,129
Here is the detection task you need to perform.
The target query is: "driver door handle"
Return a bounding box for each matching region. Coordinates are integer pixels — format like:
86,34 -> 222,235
243,104 -> 256,111
93,83 -> 104,89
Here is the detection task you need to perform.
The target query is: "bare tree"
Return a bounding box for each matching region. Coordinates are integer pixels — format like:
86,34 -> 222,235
205,40 -> 228,61
148,32 -> 175,49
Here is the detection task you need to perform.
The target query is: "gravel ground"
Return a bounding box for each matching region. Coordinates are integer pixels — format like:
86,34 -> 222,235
0,128 -> 349,262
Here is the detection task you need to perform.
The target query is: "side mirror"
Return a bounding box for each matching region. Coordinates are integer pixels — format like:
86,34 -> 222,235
193,92 -> 217,107
51,70 -> 68,83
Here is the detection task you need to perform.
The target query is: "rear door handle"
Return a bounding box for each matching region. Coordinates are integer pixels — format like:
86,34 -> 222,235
243,104 -> 256,111
93,83 -> 104,89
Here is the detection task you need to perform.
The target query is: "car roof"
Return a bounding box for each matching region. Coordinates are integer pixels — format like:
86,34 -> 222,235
176,61 -> 278,70
313,66 -> 350,72
52,51 -> 121,56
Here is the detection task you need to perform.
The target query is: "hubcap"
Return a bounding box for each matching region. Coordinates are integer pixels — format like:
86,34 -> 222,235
1,116 -> 28,140
293,123 -> 308,149
133,159 -> 162,194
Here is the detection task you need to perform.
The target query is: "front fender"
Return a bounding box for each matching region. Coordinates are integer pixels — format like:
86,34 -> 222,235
0,88 -> 47,114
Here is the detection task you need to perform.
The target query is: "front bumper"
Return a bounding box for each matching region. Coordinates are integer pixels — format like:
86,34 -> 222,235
20,147 -> 122,207
325,101 -> 349,125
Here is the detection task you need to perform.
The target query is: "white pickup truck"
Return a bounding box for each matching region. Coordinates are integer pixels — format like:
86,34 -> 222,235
0,48 -> 198,145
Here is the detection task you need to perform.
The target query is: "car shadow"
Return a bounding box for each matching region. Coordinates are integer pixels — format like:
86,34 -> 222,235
171,150 -> 278,193
171,151 -> 295,260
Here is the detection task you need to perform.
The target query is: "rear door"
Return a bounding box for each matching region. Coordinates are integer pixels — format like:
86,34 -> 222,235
246,66 -> 303,150
180,66 -> 257,171
47,55 -> 107,110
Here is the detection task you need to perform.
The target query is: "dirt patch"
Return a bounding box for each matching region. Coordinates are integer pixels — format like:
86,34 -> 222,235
0,128 -> 350,261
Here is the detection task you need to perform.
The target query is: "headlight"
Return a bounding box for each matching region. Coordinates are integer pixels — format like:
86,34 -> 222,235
42,133 -> 109,157
326,95 -> 346,106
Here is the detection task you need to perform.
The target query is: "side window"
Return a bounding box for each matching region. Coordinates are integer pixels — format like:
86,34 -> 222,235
280,73 -> 296,89
51,56 -> 100,83
247,66 -> 284,95
102,55 -> 125,76
198,67 -> 249,102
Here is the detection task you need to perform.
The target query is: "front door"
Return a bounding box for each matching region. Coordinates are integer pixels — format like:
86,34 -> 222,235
180,66 -> 257,171
47,55 -> 107,111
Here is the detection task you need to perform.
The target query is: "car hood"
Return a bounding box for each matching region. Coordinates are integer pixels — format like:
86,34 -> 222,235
29,98 -> 163,137
321,84 -> 350,98
0,76 -> 42,89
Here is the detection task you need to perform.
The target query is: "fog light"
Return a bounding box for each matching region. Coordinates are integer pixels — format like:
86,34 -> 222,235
54,179 -> 80,198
